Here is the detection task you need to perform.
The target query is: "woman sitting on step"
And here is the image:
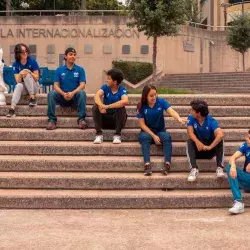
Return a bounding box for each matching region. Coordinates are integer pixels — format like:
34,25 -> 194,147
6,43 -> 40,117
137,84 -> 186,176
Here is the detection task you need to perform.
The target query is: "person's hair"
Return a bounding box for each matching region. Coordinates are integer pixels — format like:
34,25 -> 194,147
248,129 -> 250,134
14,43 -> 30,61
137,84 -> 157,111
190,99 -> 209,117
107,68 -> 124,85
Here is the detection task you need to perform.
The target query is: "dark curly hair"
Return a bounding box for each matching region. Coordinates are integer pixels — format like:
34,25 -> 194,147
107,68 -> 124,85
190,99 -> 209,117
14,43 -> 30,61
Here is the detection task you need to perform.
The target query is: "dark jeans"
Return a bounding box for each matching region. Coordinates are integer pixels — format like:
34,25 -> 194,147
138,131 -> 172,164
92,104 -> 127,135
47,90 -> 87,122
186,139 -> 224,169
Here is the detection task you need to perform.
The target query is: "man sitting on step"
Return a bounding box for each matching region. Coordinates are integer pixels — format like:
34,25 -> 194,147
186,99 -> 225,182
92,68 -> 128,144
226,130 -> 250,214
46,47 -> 87,130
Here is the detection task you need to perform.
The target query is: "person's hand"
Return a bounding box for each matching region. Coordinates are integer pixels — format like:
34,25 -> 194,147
153,135 -> 161,145
178,117 -> 187,126
99,103 -> 109,110
98,106 -> 107,114
203,145 -> 212,151
246,163 -> 250,173
230,165 -> 237,179
195,141 -> 205,151
20,69 -> 29,78
66,92 -> 74,100
63,92 -> 71,101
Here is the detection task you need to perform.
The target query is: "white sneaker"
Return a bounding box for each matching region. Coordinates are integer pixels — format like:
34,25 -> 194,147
188,168 -> 199,182
228,200 -> 244,214
113,135 -> 121,144
216,166 -> 225,178
93,135 -> 103,144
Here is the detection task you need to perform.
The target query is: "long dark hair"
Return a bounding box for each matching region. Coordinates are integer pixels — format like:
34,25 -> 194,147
14,43 -> 30,61
137,84 -> 157,112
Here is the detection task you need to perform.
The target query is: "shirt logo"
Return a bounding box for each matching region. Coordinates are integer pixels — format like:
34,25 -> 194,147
107,93 -> 110,97
144,109 -> 147,114
157,107 -> 162,111
194,123 -> 197,129
123,90 -> 127,93
246,152 -> 250,157
206,127 -> 209,130
74,72 -> 79,78
61,73 -> 66,77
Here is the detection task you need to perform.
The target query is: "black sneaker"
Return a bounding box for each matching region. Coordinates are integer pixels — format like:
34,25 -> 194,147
162,162 -> 171,175
144,163 -> 152,176
29,98 -> 37,107
6,109 -> 16,117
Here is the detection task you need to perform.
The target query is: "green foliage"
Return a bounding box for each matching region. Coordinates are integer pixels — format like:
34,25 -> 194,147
185,0 -> 200,24
112,60 -> 153,84
126,0 -> 188,38
227,14 -> 250,54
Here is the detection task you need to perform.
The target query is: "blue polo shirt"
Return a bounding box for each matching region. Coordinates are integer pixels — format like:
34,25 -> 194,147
187,114 -> 219,142
54,64 -> 86,92
136,98 -> 171,133
100,84 -> 127,113
238,142 -> 250,172
12,57 -> 39,74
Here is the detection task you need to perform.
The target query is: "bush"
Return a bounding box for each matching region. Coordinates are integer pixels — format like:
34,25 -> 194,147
112,60 -> 153,84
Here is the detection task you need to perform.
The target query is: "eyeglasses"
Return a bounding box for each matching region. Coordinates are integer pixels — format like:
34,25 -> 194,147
20,51 -> 28,54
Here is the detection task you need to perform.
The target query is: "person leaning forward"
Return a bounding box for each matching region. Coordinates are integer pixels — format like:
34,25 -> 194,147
46,47 -> 87,130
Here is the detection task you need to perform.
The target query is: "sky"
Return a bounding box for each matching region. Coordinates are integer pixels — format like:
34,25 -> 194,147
120,0 -> 127,5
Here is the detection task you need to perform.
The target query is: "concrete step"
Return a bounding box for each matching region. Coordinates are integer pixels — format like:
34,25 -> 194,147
0,172 -> 229,189
0,116 -> 249,128
0,128 -> 247,142
0,141 -> 241,156
0,155 -> 240,172
0,189 -> 248,209
1,105 -> 250,117
6,94 -> 250,106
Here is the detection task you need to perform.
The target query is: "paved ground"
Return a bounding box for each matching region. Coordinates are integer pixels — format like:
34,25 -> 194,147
0,209 -> 249,250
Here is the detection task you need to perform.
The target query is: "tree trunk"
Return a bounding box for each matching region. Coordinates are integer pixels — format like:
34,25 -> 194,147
242,52 -> 246,72
152,36 -> 157,83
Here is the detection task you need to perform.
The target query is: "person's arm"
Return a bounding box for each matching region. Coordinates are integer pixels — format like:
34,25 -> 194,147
67,82 -> 86,100
105,95 -> 128,109
138,118 -> 161,145
203,128 -> 224,151
187,126 -> 204,151
22,69 -> 39,81
14,74 -> 22,83
167,107 -> 187,125
94,89 -> 105,108
54,82 -> 66,97
229,151 -> 243,179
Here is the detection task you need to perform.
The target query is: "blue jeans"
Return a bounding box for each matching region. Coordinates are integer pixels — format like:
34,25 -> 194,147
47,90 -> 86,122
226,164 -> 250,201
138,131 -> 172,164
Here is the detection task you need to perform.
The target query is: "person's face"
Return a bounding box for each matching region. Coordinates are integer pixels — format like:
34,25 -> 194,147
106,75 -> 116,87
20,46 -> 28,60
65,52 -> 76,64
190,108 -> 200,119
147,89 -> 157,105
246,134 -> 250,146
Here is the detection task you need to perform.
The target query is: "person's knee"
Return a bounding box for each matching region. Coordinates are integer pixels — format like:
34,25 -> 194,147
76,90 -> 86,100
116,106 -> 126,114
159,132 -> 172,143
92,104 -> 99,113
138,132 -> 151,143
47,90 -> 57,100
14,83 -> 24,91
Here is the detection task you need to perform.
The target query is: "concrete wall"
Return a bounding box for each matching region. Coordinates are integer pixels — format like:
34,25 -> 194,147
0,16 -> 249,93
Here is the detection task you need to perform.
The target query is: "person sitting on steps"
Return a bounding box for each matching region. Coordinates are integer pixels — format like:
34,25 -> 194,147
46,47 -> 87,130
7,43 -> 40,117
92,68 -> 128,144
186,99 -> 225,182
137,84 -> 186,176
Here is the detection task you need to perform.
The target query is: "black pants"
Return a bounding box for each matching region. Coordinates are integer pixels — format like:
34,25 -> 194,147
186,139 -> 224,169
92,104 -> 127,135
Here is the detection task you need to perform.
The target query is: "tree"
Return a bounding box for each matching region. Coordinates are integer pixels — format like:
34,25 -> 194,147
126,0 -> 188,80
227,14 -> 250,71
185,0 -> 200,24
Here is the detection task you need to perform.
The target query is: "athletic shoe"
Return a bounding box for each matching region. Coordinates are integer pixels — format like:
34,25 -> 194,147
144,163 -> 152,176
229,200 -> 244,214
29,98 -> 37,106
6,109 -> 16,117
162,162 -> 171,175
78,119 -> 88,129
216,166 -> 225,178
113,135 -> 121,144
93,135 -> 103,144
46,121 -> 57,130
188,168 -> 199,182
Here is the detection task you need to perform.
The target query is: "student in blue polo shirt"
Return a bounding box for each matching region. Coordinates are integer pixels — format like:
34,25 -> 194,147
137,84 -> 186,176
6,43 -> 40,117
226,131 -> 250,214
186,99 -> 225,182
46,47 -> 87,130
92,68 -> 128,144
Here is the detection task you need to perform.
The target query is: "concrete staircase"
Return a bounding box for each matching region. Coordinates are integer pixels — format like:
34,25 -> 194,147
0,93 -> 249,209
158,72 -> 250,93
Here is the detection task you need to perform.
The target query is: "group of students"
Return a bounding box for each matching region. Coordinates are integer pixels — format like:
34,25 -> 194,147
5,43 -> 250,215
